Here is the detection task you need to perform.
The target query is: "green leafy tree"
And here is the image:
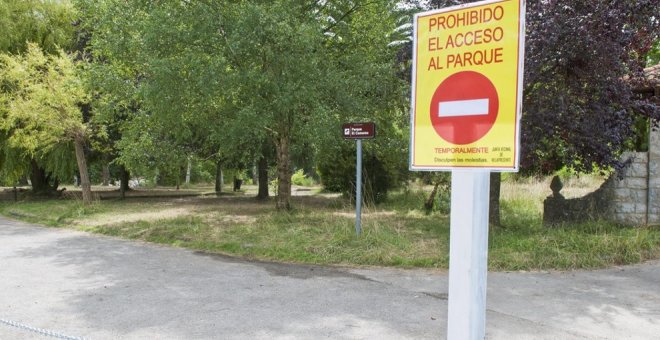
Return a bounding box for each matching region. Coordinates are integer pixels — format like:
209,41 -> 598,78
0,44 -> 93,203
0,0 -> 79,190
0,0 -> 76,54
77,0 -> 239,194
223,0 -> 408,209
314,0 -> 409,204
218,1 -> 333,209
78,0 -> 407,209
76,0 -> 181,194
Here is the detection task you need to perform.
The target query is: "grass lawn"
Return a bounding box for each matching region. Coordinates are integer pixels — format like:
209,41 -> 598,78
1,176 -> 659,271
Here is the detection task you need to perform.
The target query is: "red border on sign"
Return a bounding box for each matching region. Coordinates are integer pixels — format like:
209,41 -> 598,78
411,0 -> 523,170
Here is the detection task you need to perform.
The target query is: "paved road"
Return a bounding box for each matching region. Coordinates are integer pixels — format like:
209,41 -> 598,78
1,216 -> 659,339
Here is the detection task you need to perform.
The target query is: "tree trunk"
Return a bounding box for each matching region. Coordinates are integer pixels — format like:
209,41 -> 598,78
101,161 -> 110,186
185,157 -> 192,184
252,163 -> 258,186
119,165 -> 130,199
215,160 -> 223,194
30,159 -> 58,194
489,172 -> 501,227
424,180 -> 441,212
176,167 -> 180,190
275,135 -> 291,210
74,136 -> 93,204
18,176 -> 28,186
30,160 -> 47,193
257,153 -> 269,200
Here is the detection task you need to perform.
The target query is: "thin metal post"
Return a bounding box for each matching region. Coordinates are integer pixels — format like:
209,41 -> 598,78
447,170 -> 490,340
355,139 -> 363,236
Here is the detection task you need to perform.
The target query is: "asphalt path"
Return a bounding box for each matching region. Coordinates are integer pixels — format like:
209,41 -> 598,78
1,216 -> 659,339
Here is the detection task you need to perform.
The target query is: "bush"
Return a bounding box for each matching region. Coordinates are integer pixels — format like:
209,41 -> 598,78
317,142 -> 401,204
291,169 -> 315,186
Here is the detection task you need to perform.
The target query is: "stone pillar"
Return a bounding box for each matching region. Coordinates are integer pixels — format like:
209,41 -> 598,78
648,123 -> 660,224
610,152 -> 648,226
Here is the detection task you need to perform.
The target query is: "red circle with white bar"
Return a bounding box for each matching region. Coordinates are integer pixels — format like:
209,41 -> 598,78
430,71 -> 499,145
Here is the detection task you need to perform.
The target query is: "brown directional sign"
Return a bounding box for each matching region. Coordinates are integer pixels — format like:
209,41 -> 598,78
342,122 -> 376,139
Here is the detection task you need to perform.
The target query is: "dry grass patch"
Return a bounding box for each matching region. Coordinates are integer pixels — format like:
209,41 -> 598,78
76,207 -> 194,227
332,211 -> 397,219
201,212 -> 259,227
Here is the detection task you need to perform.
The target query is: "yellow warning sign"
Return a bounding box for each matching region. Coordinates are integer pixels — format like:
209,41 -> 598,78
409,0 -> 525,171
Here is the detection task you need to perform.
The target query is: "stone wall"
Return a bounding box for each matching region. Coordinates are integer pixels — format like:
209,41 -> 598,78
604,152 -> 649,225
543,150 -> 657,227
543,67 -> 659,226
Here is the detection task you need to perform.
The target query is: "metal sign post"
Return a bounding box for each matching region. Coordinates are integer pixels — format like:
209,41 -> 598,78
342,122 -> 376,236
355,139 -> 363,235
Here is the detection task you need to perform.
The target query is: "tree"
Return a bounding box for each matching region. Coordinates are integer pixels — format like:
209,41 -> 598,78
78,0 -> 248,196
0,0 -> 79,191
80,0 -> 407,210
77,0 -> 413,211
521,0 -> 660,174
314,0 -> 410,204
215,1 -> 337,210
0,44 -> 93,203
0,0 -> 76,54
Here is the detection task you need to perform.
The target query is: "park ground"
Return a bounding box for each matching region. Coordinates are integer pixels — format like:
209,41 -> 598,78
1,175 -> 659,271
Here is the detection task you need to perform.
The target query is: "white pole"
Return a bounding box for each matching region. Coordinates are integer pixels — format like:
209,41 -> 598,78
447,170 -> 490,340
185,157 -> 192,184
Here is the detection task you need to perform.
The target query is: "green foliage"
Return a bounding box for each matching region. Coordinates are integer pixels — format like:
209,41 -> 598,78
0,44 -> 87,184
224,169 -> 247,183
647,40 -> 660,66
311,1 -> 409,204
554,166 -> 579,183
269,178 -> 279,195
291,169 -> 315,187
77,0 -> 407,208
1,45 -> 86,150
192,160 -> 216,184
0,0 -> 77,54
432,187 -> 451,214
317,137 -> 406,204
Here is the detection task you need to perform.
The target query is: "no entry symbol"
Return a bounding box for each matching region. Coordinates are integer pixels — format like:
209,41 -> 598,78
429,71 -> 499,145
